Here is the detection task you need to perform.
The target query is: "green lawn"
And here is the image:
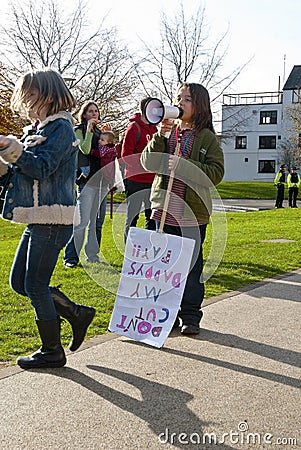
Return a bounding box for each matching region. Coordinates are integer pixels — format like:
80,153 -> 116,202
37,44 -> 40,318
216,181 -> 277,199
0,182 -> 300,364
114,181 -> 281,202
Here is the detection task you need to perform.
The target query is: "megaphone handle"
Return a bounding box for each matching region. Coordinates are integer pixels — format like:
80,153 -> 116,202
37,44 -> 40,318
158,170 -> 175,233
158,141 -> 181,233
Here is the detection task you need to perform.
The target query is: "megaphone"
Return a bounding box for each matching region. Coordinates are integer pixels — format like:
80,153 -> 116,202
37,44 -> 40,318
143,98 -> 183,125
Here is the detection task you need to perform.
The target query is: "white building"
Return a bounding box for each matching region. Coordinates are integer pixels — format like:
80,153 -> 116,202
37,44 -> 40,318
221,65 -> 301,181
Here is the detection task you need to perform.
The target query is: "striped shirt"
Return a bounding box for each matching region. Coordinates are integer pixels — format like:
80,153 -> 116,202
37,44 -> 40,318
152,128 -> 202,227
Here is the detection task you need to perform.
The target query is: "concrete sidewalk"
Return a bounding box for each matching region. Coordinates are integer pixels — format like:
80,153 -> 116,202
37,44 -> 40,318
0,270 -> 300,450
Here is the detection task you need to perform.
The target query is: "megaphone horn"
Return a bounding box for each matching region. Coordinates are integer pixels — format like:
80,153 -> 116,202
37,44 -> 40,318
143,98 -> 183,125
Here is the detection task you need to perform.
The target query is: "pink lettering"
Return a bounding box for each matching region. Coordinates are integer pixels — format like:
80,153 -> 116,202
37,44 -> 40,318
137,321 -> 152,334
172,273 -> 181,288
152,327 -> 162,337
145,266 -> 153,279
116,315 -> 127,329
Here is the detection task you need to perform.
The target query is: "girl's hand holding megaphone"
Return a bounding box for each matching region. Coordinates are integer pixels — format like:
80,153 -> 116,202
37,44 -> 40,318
158,119 -> 174,138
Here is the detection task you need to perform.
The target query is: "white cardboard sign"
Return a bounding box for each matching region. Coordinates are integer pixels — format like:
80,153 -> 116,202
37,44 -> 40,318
109,227 -> 195,348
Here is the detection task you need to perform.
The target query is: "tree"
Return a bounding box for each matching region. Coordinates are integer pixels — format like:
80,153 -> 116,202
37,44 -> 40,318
280,104 -> 301,167
0,1 -> 248,136
0,0 -> 140,131
135,3 -> 247,105
0,63 -> 25,136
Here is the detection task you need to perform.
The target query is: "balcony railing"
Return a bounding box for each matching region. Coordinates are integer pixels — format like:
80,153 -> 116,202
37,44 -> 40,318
223,91 -> 283,105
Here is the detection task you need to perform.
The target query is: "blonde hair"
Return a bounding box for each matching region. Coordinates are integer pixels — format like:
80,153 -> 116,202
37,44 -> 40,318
11,67 -> 77,116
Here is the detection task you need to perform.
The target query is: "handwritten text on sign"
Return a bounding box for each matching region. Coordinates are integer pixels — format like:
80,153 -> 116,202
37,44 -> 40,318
109,227 -> 195,348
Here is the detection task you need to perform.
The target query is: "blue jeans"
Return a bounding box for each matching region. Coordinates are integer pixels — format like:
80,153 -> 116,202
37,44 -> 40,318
159,223 -> 207,326
124,179 -> 156,242
64,184 -> 107,264
10,224 -> 73,321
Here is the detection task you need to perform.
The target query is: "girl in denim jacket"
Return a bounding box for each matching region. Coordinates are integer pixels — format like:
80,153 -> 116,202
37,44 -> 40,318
0,68 -> 95,369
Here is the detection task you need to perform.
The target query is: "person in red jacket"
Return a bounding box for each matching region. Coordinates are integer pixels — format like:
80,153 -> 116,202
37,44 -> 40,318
121,98 -> 157,242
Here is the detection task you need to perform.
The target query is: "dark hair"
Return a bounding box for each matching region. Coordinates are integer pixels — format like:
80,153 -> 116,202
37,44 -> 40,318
76,100 -> 101,146
77,101 -> 100,124
11,67 -> 76,116
140,97 -> 153,114
175,82 -> 215,134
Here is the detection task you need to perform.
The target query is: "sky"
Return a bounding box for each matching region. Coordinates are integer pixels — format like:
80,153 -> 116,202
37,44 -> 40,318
95,0 -> 299,94
0,0 -> 299,95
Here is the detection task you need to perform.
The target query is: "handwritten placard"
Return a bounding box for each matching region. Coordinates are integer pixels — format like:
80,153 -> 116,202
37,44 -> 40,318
109,227 -> 195,348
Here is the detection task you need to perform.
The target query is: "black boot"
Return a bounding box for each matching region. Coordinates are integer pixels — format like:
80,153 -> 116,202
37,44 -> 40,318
17,319 -> 66,369
50,286 -> 96,352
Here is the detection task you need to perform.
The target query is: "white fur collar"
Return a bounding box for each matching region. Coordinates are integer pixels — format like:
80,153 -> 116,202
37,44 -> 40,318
38,111 -> 75,129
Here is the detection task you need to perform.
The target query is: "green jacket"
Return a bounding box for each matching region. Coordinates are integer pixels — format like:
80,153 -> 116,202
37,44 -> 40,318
140,128 -> 224,224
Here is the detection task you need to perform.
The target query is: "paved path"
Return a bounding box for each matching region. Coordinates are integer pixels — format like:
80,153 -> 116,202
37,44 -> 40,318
0,270 -> 300,450
108,198 -> 277,215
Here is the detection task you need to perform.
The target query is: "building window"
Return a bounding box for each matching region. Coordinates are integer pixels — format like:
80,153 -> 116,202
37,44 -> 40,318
258,160 -> 275,173
235,136 -> 247,149
292,89 -> 301,103
260,111 -> 277,124
259,136 -> 276,149
244,158 -> 248,162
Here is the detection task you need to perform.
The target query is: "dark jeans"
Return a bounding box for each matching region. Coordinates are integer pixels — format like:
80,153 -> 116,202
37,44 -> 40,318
159,223 -> 207,326
288,186 -> 298,207
124,179 -> 156,242
275,183 -> 285,207
10,224 -> 73,321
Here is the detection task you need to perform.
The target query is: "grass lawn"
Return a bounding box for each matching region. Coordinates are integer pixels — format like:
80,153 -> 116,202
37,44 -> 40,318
113,181 -> 280,203
216,181 -> 277,199
0,182 -> 300,364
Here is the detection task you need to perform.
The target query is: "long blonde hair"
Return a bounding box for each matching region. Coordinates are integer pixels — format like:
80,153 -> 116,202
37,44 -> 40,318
11,67 -> 77,116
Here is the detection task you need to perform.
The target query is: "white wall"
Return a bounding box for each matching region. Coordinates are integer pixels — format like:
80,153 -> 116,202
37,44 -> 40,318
222,101 -> 284,181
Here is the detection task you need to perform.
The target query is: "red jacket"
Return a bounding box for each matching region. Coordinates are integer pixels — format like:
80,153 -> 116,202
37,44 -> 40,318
121,113 -> 157,183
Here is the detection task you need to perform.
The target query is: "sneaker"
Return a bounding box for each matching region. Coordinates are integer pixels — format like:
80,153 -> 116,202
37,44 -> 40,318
64,262 -> 78,268
181,324 -> 200,335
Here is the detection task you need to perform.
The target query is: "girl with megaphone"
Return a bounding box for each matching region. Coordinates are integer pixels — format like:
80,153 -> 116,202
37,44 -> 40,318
141,83 -> 224,335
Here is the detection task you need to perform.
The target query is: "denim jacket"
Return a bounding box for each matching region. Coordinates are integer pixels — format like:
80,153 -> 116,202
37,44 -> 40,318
0,112 -> 78,225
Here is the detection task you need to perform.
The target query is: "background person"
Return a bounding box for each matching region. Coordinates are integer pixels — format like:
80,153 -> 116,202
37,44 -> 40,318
274,164 -> 286,208
287,166 -> 300,208
0,68 -> 95,369
141,82 -> 224,335
91,130 -> 118,187
121,97 -> 157,243
63,101 -> 110,267
91,130 -> 118,220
